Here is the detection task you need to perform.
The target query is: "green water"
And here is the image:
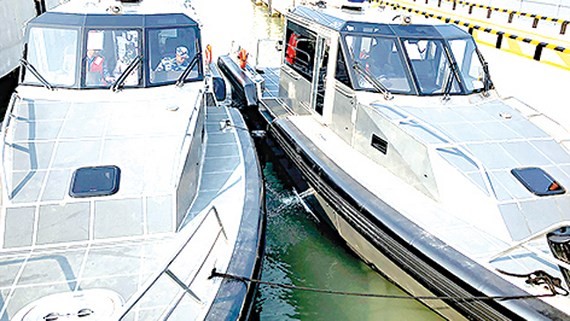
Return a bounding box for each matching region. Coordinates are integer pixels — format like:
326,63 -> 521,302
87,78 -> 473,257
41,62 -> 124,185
255,163 -> 443,320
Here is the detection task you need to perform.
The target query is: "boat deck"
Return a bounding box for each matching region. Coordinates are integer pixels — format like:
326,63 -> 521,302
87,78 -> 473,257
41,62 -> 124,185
0,100 -> 248,319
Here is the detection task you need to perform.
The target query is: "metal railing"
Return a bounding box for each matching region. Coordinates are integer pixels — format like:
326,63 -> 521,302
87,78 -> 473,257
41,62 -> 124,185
119,206 -> 228,319
489,220 -> 570,272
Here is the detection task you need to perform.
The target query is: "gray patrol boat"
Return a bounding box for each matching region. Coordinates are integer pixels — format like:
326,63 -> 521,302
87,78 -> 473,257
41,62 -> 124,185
219,1 -> 570,320
0,0 -> 265,320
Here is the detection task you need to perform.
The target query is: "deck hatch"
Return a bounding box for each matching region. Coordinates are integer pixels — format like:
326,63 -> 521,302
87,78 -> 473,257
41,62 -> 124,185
511,167 -> 565,196
371,134 -> 388,154
70,166 -> 121,198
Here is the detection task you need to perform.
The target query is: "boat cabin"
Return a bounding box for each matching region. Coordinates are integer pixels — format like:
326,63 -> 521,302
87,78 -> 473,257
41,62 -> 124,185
281,6 -> 492,117
21,7 -> 203,90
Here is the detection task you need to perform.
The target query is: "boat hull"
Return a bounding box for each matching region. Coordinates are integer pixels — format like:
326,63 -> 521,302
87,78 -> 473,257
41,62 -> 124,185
263,116 -> 564,321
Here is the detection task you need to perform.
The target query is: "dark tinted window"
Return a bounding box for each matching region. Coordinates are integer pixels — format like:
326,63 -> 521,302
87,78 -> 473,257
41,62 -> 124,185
284,21 -> 316,81
335,45 -> 351,87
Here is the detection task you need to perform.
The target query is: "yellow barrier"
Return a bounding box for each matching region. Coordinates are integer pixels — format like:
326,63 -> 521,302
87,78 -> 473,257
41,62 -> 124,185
409,0 -> 569,34
373,0 -> 570,70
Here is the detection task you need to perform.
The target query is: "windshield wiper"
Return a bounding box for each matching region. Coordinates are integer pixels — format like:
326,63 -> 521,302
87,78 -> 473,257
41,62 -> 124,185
442,46 -> 461,100
352,62 -> 393,100
176,52 -> 201,87
111,55 -> 142,92
19,58 -> 53,90
475,48 -> 493,96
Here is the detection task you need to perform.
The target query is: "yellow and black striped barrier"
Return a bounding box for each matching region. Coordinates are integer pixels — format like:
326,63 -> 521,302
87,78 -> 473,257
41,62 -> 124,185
409,0 -> 569,34
372,0 -> 570,70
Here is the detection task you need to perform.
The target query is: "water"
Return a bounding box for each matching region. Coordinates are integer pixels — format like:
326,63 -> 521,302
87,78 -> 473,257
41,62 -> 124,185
194,0 -> 443,319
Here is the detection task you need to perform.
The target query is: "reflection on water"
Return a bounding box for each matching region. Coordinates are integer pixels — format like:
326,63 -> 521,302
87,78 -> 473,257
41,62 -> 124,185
194,0 -> 443,319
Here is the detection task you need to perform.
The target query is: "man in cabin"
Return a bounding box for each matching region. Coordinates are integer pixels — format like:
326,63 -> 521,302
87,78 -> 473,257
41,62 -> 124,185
155,46 -> 190,72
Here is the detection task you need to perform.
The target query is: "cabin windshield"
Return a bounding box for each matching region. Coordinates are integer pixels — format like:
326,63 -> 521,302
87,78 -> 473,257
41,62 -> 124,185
84,29 -> 142,88
343,34 -> 487,96
148,27 -> 200,85
24,27 -> 80,87
22,12 -> 203,89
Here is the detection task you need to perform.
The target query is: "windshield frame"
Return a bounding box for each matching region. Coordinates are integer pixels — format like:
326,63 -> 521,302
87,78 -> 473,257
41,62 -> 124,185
20,12 -> 204,90
147,26 -> 204,87
339,28 -> 489,97
22,26 -> 82,88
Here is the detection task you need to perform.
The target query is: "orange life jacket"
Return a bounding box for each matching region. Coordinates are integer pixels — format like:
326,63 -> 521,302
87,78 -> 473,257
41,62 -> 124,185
285,33 -> 298,65
205,44 -> 213,65
237,48 -> 248,69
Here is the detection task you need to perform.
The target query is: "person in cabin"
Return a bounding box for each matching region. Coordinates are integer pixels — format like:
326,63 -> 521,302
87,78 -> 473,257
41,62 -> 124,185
85,31 -> 111,85
155,46 -> 190,72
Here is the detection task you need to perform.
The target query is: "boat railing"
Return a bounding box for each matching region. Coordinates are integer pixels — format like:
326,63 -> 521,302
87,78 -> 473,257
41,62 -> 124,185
118,205 -> 228,319
489,220 -> 570,272
371,102 -> 497,198
0,94 -> 20,203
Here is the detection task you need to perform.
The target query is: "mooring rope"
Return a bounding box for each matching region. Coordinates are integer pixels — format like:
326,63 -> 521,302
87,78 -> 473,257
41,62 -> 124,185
209,269 -> 566,302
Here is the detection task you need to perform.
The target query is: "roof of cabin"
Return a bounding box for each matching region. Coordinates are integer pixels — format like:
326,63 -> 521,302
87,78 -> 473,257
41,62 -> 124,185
289,5 -> 470,39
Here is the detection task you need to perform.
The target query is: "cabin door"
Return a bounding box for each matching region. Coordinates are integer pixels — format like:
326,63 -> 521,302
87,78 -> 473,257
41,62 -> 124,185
310,36 -> 329,116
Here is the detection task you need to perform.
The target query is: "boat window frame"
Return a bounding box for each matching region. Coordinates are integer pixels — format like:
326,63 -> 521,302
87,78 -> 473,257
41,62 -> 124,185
339,33 -> 417,95
22,25 -> 82,88
82,27 -> 144,89
283,20 -> 318,82
146,25 -> 204,87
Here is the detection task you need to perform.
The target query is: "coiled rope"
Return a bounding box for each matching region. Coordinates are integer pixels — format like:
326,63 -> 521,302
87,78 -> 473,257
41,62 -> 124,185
209,268 -> 568,302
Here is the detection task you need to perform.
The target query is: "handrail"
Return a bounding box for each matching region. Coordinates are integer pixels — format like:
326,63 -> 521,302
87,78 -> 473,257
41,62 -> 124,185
372,103 -> 497,197
0,95 -> 21,203
489,220 -> 570,272
118,206 -> 227,319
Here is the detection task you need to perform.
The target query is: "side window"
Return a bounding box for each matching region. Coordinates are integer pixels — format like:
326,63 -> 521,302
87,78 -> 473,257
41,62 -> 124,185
148,27 -> 200,84
335,45 -> 351,87
284,21 -> 316,81
84,29 -> 141,88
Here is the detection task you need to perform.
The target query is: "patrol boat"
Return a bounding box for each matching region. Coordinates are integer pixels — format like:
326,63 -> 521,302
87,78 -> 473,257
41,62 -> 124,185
0,0 -> 265,320
220,1 -> 570,320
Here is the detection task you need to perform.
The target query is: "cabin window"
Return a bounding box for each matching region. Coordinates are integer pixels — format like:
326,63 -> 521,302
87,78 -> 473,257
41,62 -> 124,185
24,27 -> 79,87
84,29 -> 141,88
335,45 -> 352,87
148,27 -> 201,85
344,35 -> 412,94
284,21 -> 316,81
403,39 -> 460,95
449,38 -> 486,93
511,167 -> 565,196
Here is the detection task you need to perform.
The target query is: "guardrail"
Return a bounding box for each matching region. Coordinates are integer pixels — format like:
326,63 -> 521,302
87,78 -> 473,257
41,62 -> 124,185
372,0 -> 570,70
119,206 -> 228,319
409,0 -> 569,34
